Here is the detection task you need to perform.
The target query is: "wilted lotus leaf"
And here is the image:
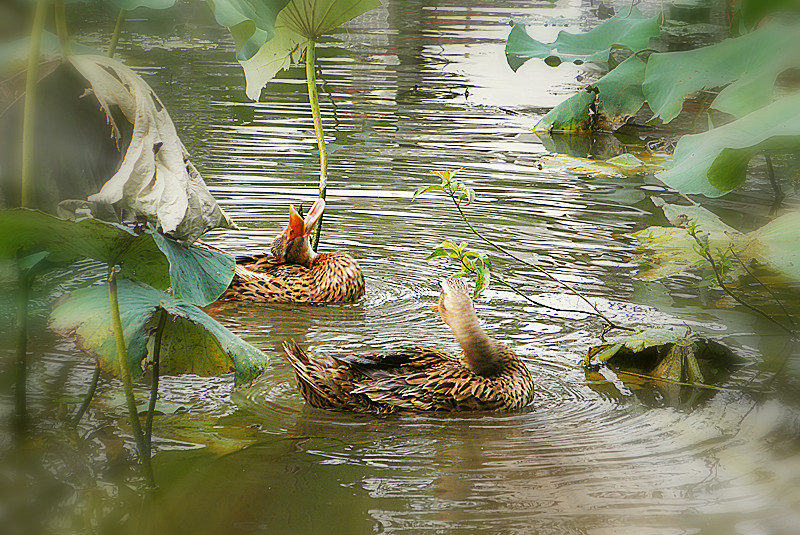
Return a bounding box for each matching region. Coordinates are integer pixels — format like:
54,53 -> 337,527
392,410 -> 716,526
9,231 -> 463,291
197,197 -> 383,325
68,55 -> 235,243
584,326 -> 741,387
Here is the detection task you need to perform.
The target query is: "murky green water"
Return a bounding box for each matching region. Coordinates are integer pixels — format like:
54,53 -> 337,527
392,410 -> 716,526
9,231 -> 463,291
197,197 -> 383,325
3,1 -> 800,534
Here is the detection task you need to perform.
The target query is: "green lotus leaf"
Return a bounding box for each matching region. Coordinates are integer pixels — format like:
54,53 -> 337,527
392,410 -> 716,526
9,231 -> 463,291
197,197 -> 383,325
656,91 -> 800,197
50,279 -> 269,388
643,21 -> 800,124
236,0 -> 381,99
535,53 -> 647,132
152,231 -> 235,307
505,7 -> 659,71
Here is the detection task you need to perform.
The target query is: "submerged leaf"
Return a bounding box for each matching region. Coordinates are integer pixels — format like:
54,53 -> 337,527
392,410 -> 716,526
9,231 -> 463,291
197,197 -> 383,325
50,279 -> 269,388
505,8 -> 659,71
68,55 -> 235,243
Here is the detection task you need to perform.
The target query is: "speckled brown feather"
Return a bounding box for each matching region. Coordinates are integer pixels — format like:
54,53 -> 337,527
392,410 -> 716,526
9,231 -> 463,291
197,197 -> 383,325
219,251 -> 365,303
282,331 -> 534,413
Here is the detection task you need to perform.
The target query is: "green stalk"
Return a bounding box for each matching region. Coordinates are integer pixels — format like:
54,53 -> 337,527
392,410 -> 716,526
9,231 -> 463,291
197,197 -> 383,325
108,268 -> 155,488
14,269 -> 32,436
144,309 -> 167,459
20,0 -> 49,208
107,9 -> 127,58
54,0 -> 71,56
305,40 -> 327,251
71,363 -> 101,427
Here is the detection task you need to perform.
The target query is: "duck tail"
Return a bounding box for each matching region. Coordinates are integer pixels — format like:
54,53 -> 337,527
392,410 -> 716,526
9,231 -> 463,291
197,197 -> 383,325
282,340 -> 329,400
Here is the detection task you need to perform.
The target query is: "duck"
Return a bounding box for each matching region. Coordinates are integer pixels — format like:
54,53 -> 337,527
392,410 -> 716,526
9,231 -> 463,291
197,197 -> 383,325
282,278 -> 534,413
217,199 -> 365,303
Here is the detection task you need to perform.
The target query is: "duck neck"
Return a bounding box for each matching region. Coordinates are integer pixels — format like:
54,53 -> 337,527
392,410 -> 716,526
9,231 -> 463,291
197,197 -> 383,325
448,309 -> 501,376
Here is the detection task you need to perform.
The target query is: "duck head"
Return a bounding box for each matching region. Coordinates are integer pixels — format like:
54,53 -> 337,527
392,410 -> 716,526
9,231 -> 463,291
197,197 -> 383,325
435,278 -> 475,327
270,199 -> 325,267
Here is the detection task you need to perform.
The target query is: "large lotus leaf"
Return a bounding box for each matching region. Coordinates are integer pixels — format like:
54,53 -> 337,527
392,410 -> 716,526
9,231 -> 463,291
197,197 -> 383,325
68,55 -> 235,243
0,209 -> 170,288
505,7 -> 659,71
643,21 -> 800,124
237,0 -> 381,100
50,279 -> 269,388
535,53 -> 647,132
151,231 -> 234,306
656,91 -> 800,197
206,0 -> 290,61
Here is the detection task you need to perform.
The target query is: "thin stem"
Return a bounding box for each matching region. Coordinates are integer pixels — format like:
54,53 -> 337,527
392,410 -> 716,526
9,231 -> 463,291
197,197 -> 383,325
449,196 -> 628,330
107,9 -> 127,58
71,362 -> 101,427
14,267 -> 32,437
305,40 -> 327,251
728,246 -> 797,332
54,0 -> 71,56
108,268 -> 155,488
690,231 -> 794,336
20,0 -> 49,208
764,154 -> 784,210
144,309 -> 167,458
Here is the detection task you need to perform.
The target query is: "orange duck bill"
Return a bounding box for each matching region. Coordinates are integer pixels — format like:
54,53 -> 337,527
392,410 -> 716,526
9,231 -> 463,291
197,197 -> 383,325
282,199 -> 326,240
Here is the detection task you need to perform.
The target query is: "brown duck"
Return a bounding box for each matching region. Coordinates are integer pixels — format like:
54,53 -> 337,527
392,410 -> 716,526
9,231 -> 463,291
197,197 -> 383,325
283,278 -> 534,413
218,199 -> 365,303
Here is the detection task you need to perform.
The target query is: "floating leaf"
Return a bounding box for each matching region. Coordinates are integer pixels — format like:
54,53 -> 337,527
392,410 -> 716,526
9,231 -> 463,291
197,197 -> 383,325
535,53 -> 648,132
505,8 -> 659,71
584,326 -> 740,385
50,279 -> 269,388
643,21 -> 800,123
655,91 -> 800,197
68,55 -> 235,243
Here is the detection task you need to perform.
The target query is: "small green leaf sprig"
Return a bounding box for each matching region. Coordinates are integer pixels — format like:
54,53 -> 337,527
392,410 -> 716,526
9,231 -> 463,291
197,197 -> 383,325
413,168 -> 492,298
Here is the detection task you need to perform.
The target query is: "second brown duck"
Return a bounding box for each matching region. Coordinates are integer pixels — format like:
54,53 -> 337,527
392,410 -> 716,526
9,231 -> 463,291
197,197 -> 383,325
218,199 -> 365,303
283,278 -> 534,413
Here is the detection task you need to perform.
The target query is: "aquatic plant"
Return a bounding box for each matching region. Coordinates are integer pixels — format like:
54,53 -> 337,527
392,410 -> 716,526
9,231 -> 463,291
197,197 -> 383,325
1,0 -> 268,488
207,0 -> 382,249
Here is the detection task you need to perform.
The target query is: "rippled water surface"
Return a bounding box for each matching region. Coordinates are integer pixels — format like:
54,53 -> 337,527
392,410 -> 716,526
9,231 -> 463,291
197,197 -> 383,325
6,1 -> 800,534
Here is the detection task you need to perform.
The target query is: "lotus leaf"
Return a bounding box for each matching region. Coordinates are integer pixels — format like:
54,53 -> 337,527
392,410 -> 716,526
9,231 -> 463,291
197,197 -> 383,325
50,279 -> 269,388
505,7 -> 659,71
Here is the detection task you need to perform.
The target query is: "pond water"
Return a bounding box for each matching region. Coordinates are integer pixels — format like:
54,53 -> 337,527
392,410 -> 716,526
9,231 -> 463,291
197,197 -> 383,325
4,1 -> 800,534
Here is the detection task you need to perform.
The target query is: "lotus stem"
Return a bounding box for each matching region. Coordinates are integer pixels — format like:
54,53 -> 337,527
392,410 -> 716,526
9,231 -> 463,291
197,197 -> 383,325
108,268 -> 155,488
108,9 -> 127,58
144,309 -> 167,459
20,0 -> 49,208
54,0 -> 71,56
14,267 -> 32,437
71,362 -> 101,427
305,40 -> 327,250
